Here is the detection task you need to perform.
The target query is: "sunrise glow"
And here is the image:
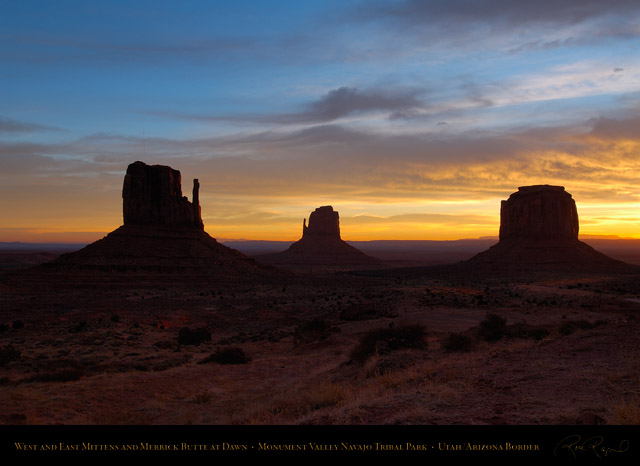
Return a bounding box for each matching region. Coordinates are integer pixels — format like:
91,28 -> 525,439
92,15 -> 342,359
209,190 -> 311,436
2,1 -> 640,243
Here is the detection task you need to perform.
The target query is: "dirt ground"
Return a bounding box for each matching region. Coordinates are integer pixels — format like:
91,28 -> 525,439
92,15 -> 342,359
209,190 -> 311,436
1,263 -> 639,427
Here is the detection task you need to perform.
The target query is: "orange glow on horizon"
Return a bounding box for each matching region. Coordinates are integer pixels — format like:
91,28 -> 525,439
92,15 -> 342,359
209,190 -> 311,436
2,194 -> 639,244
2,222 -> 639,244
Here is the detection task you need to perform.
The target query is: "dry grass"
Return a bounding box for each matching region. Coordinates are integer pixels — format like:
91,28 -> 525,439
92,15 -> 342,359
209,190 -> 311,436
235,380 -> 349,424
191,391 -> 214,405
612,396 -> 640,425
92,410 -> 154,425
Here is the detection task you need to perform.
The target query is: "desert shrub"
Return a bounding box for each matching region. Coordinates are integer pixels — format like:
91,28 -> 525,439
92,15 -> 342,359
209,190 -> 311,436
192,391 -> 214,405
339,303 -> 395,321
559,319 -> 605,336
178,327 -> 211,346
152,357 -> 188,371
442,332 -> 475,352
507,323 -> 551,341
28,368 -> 84,383
340,304 -> 378,321
28,358 -> 85,377
78,333 -> 106,346
350,324 -> 427,363
478,313 -> 507,341
199,347 -> 251,365
365,352 -> 418,377
12,320 -> 24,329
293,319 -> 332,345
153,339 -> 176,350
69,321 -> 88,333
0,344 -> 20,366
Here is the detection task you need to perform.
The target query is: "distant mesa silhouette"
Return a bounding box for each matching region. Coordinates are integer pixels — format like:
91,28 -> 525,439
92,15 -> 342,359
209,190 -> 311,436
469,185 -> 627,269
256,206 -> 381,267
29,161 -> 271,282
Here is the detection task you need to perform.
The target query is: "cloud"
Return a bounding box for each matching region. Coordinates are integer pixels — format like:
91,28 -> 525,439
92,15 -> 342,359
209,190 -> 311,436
150,86 -> 427,126
3,109 -> 639,241
352,0 -> 640,55
4,110 -> 640,207
24,110 -> 636,204
587,115 -> 640,140
0,117 -> 62,134
149,53 -> 640,133
296,86 -> 424,123
359,0 -> 640,30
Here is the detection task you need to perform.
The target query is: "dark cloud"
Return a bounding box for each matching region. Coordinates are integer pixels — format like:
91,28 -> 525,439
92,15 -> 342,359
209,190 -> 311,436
297,86 -> 424,123
0,117 -> 62,134
4,109 -> 638,206
149,86 -> 426,125
588,114 -> 640,140
360,0 -> 640,28
354,0 -> 640,52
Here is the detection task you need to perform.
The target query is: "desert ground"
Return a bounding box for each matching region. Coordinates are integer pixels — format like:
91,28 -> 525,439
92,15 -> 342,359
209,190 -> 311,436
1,251 -> 640,427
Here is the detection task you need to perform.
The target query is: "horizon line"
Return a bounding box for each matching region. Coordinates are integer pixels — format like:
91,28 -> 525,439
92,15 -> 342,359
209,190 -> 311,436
3,233 -> 640,247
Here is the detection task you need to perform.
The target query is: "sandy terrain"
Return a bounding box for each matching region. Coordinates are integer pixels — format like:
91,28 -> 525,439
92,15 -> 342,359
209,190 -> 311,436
1,263 -> 639,427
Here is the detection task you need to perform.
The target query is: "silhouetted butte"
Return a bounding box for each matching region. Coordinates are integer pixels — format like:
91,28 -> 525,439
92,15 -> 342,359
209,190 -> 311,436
469,185 -> 627,270
28,161 -> 270,283
256,206 -> 381,267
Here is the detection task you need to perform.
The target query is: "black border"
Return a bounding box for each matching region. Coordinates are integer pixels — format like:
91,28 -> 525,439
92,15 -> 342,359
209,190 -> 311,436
2,425 -> 637,460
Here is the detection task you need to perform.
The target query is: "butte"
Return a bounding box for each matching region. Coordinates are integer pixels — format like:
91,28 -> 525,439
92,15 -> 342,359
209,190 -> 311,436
16,161 -> 273,286
468,185 -> 629,271
255,206 -> 381,268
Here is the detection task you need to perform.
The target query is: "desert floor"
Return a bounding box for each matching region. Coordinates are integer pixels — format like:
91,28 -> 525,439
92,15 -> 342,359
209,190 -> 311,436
1,263 -> 639,427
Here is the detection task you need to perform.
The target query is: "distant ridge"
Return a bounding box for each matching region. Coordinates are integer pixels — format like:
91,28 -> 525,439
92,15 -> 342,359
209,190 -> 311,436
0,242 -> 87,252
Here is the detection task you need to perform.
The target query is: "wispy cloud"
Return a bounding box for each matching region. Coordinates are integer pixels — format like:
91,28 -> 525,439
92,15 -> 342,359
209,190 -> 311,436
356,0 -> 640,38
149,86 -> 427,126
0,117 -> 62,134
3,110 -> 639,240
14,109 -> 634,203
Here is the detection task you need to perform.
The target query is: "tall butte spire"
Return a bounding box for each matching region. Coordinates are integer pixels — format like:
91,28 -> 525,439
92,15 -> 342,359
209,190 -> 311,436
122,161 -> 203,229
302,205 -> 341,238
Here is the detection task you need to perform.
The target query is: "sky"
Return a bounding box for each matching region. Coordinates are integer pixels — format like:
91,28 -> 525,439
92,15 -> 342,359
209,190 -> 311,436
2,0 -> 640,242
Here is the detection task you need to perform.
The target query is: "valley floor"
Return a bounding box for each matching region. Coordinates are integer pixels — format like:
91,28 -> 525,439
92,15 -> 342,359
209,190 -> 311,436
1,266 -> 639,427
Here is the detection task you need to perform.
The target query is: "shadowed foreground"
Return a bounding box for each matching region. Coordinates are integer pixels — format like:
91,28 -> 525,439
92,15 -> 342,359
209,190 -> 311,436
1,264 -> 639,425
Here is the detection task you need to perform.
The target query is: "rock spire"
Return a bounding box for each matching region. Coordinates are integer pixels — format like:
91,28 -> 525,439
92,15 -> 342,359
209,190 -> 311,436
122,161 -> 203,229
302,206 -> 341,238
